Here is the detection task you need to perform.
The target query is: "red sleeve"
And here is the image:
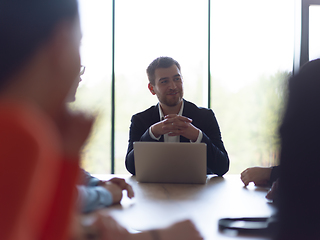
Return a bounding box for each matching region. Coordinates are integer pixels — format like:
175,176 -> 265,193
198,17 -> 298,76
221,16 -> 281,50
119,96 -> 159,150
0,118 -> 39,240
39,158 -> 80,240
0,105 -> 81,240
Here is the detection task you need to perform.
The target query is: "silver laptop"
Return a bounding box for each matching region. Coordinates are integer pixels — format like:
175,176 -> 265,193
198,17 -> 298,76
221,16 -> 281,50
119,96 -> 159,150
133,142 -> 207,184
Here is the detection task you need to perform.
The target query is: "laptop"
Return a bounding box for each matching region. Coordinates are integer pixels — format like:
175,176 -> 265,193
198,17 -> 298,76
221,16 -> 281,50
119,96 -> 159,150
133,142 -> 207,184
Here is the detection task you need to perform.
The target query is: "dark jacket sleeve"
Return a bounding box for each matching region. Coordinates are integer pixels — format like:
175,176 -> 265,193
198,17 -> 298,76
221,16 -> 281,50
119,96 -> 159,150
125,112 -> 159,175
196,109 -> 229,176
269,165 -> 280,184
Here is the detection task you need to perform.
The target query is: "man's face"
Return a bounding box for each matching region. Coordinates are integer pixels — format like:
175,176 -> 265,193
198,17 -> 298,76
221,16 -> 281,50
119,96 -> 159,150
149,64 -> 184,107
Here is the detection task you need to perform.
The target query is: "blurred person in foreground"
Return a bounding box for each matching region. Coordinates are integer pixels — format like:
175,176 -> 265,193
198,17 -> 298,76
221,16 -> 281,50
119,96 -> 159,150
275,58 -> 320,240
70,66 -> 134,213
0,0 -> 90,239
241,60 -> 320,239
0,1 -> 202,240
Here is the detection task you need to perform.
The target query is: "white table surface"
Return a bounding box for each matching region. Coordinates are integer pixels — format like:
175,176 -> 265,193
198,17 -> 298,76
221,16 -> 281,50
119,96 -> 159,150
93,174 -> 276,240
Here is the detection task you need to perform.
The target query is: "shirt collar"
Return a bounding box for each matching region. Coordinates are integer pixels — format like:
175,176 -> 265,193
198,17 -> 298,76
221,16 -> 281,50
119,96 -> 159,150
159,100 -> 184,120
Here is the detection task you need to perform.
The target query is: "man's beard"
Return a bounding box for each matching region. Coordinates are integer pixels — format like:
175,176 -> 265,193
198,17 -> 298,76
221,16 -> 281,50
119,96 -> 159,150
161,91 -> 183,107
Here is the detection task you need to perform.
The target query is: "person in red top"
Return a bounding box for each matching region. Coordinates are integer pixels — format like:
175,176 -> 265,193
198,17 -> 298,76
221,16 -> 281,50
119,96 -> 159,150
0,0 -> 93,239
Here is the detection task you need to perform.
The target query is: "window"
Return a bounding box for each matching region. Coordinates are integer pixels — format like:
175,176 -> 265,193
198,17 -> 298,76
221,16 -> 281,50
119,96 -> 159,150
309,5 -> 320,60
70,0 -> 112,173
75,0 -> 310,175
114,0 -> 208,173
299,0 -> 320,67
210,0 -> 294,172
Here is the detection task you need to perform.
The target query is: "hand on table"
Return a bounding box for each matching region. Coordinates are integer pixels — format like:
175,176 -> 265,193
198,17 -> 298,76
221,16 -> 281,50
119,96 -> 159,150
73,212 -> 131,240
151,114 -> 199,142
98,178 -> 134,204
240,167 -> 272,187
75,213 -> 203,240
153,219 -> 203,240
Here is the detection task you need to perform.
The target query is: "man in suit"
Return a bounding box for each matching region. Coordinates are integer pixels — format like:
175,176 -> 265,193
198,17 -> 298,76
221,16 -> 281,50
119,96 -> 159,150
125,56 -> 229,176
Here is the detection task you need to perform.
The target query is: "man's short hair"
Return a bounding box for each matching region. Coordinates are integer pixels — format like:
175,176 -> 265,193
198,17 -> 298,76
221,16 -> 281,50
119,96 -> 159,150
0,0 -> 79,88
146,56 -> 181,85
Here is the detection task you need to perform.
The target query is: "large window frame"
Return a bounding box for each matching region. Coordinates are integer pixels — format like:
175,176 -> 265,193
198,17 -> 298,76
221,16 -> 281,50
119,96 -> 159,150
295,0 -> 320,74
103,0 -> 318,173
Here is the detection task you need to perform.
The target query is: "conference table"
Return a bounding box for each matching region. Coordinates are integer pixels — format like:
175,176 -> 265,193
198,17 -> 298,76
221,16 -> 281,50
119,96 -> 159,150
94,174 -> 276,240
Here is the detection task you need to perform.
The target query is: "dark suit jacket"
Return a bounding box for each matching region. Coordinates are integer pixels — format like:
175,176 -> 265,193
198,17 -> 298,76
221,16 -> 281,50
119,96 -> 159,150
125,99 -> 229,176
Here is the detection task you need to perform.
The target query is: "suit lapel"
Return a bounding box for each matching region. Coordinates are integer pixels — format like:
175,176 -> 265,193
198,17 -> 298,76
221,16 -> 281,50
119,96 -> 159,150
151,103 -> 160,123
182,99 -> 193,119
153,103 -> 164,142
180,100 -> 192,142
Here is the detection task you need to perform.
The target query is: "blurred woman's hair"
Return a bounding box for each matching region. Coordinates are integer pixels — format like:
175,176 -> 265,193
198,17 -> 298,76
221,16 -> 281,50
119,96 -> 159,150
277,58 -> 320,239
0,0 -> 78,88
